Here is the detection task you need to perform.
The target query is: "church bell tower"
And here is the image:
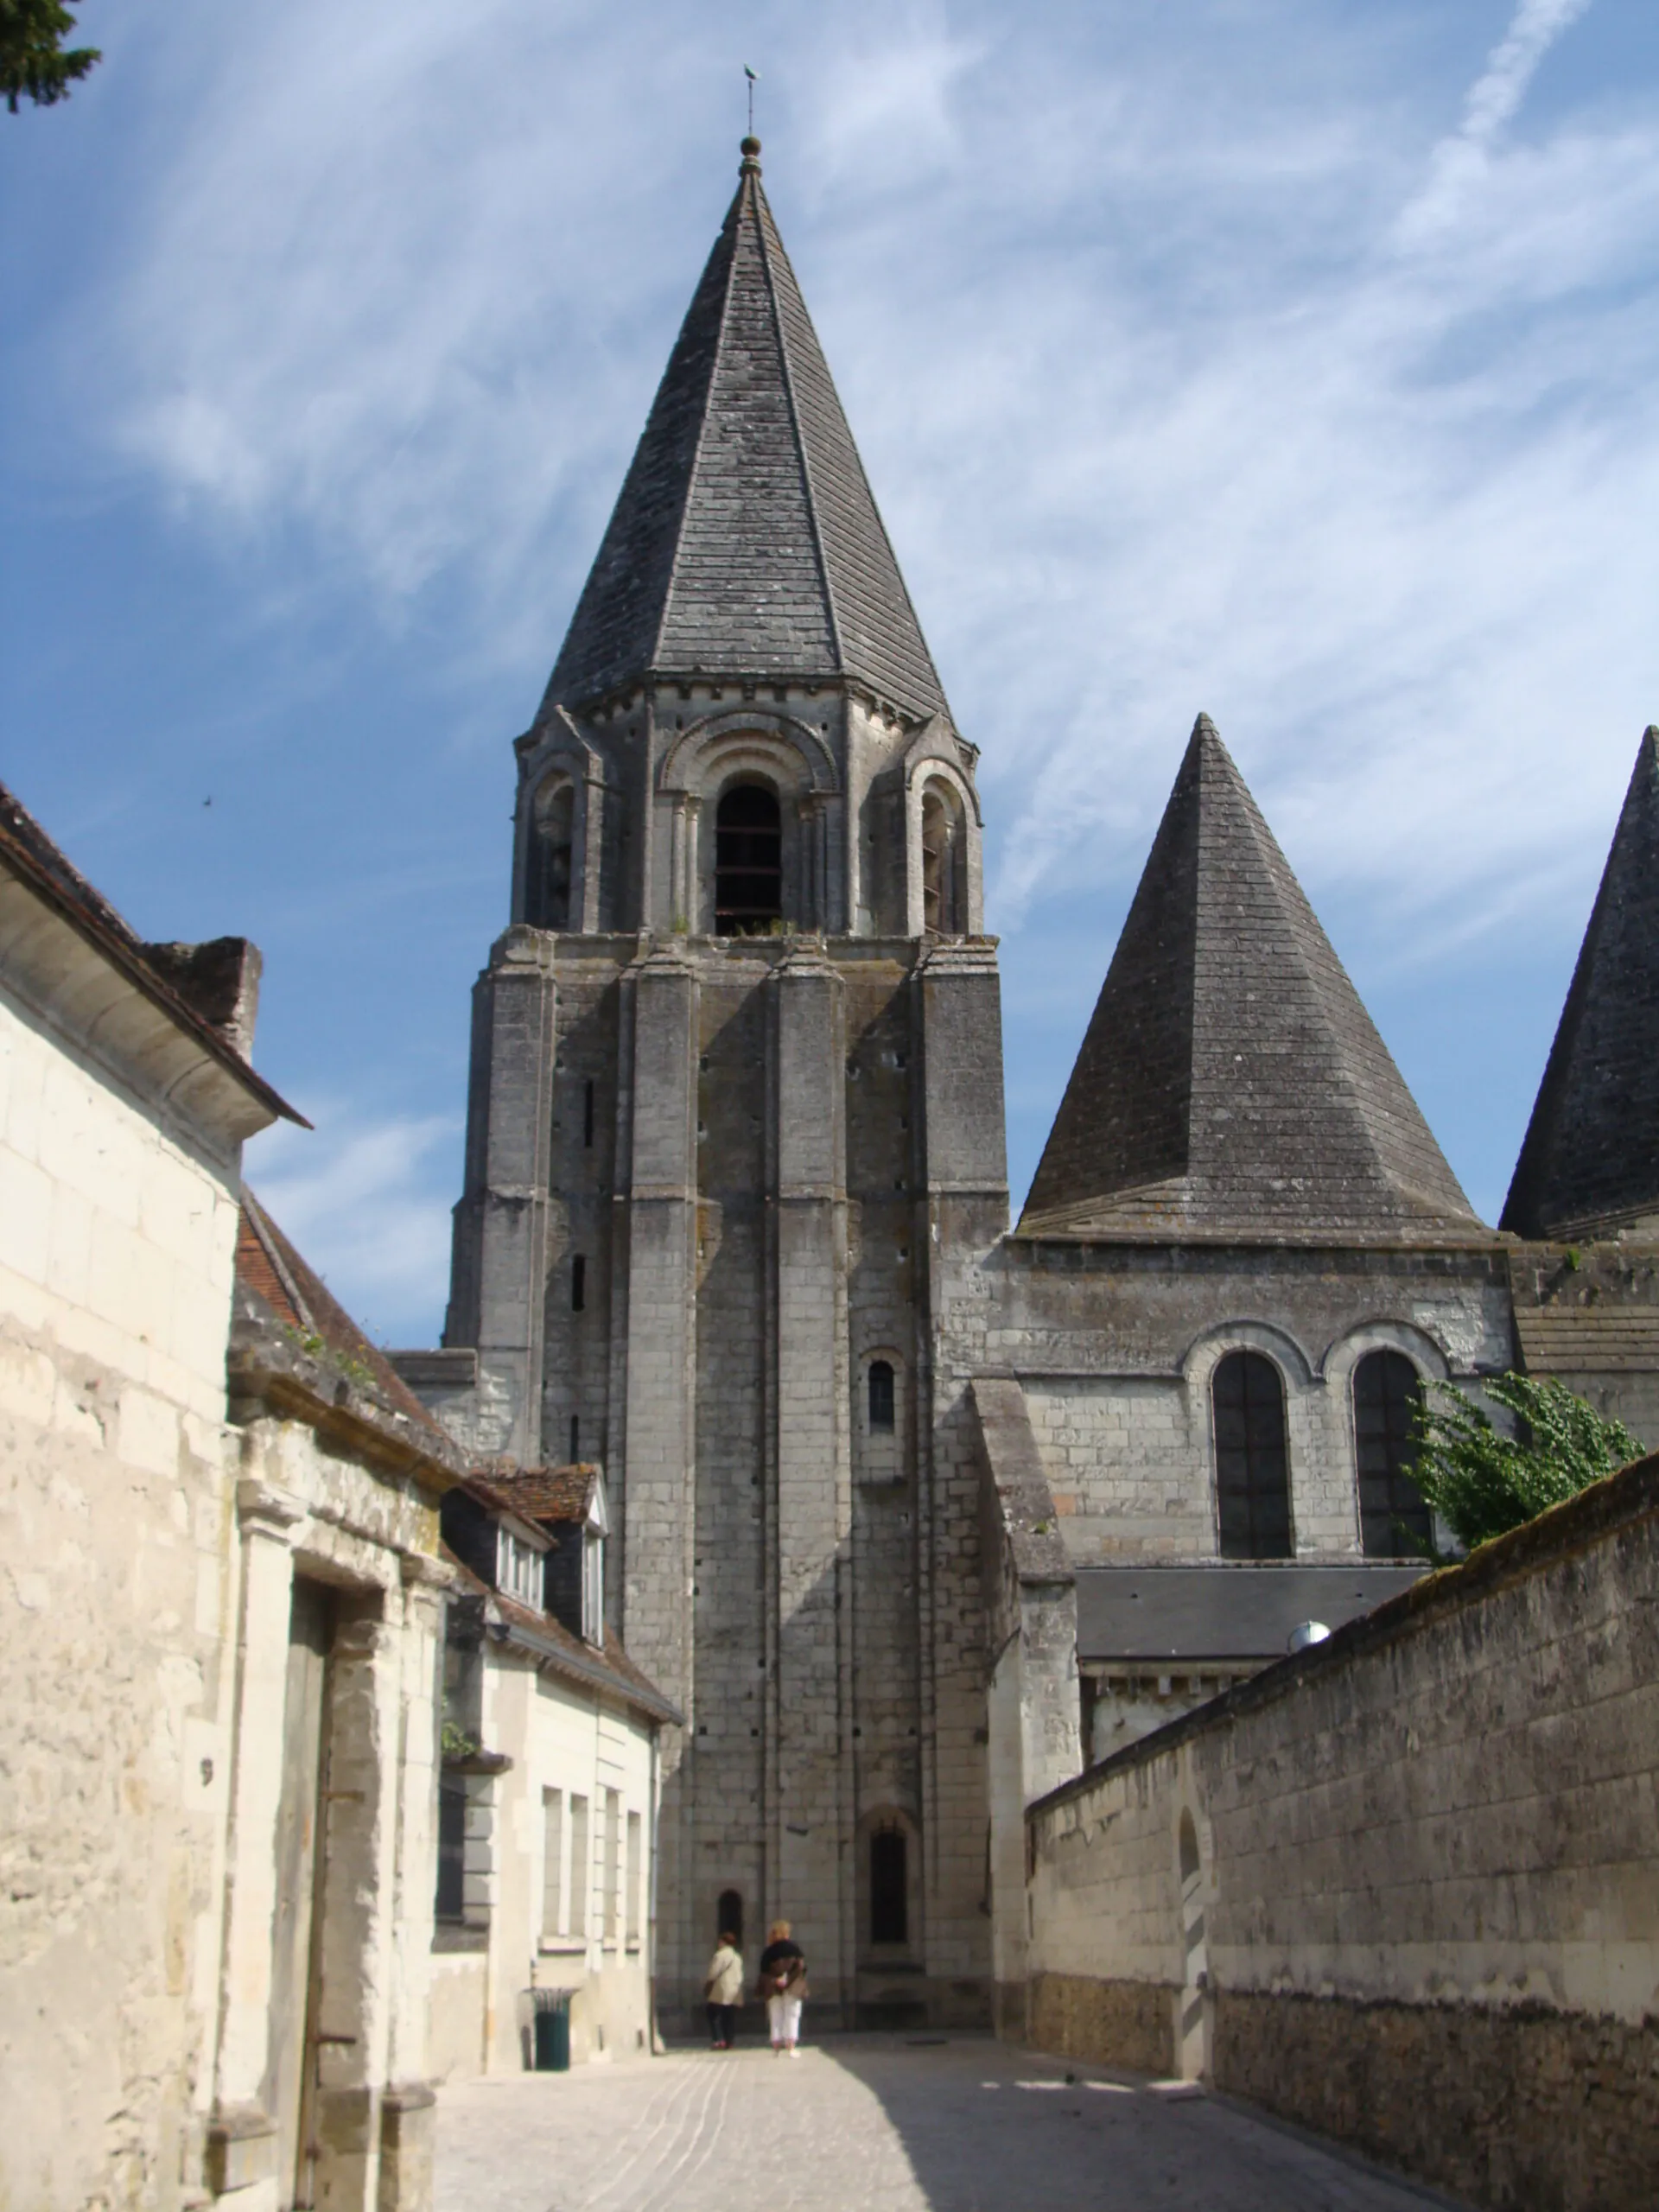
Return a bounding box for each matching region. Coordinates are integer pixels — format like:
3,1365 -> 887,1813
437,138 -> 1008,2028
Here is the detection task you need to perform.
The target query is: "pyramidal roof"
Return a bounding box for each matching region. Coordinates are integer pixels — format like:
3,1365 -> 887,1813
1020,717 -> 1482,1243
1502,728 -> 1659,1239
543,141 -> 948,722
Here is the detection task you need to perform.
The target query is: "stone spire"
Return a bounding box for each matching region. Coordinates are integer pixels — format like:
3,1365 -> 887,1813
1020,715 -> 1481,1241
543,139 -> 948,722
1502,727 -> 1659,1239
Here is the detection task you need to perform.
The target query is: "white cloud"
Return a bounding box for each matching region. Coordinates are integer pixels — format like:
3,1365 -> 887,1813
27,0 -> 1659,1265
243,1104 -> 460,1342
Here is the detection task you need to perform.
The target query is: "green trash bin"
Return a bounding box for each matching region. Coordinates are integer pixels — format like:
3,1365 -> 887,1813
532,1988 -> 571,2072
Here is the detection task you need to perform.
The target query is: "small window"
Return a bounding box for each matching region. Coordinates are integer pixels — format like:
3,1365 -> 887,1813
1212,1351 -> 1293,1560
571,1255 -> 586,1313
497,1525 -> 544,1606
542,1789 -> 563,1938
568,1795 -> 589,1938
717,1889 -> 744,1950
870,1826 -> 907,1944
603,1789 -> 622,1942
569,1414 -> 580,1463
715,783 -> 782,935
583,1078 -> 595,1148
1354,1350 -> 1432,1557
868,1359 -> 896,1433
582,1529 -> 605,1643
436,1783 -> 466,1920
528,777 -> 575,929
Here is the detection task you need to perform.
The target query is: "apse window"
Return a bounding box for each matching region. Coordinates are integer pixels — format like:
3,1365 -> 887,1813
715,783 -> 783,935
1353,1350 -> 1432,1558
1212,1350 -> 1293,1560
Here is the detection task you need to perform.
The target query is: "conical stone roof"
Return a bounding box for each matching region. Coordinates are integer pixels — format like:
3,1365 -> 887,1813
1502,728 -> 1659,1239
543,142 -> 948,722
1020,717 -> 1482,1242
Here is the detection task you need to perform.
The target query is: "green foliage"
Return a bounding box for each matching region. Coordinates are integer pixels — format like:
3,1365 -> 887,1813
441,1719 -> 481,1763
3,1 -> 101,113
1408,1373 -> 1643,1554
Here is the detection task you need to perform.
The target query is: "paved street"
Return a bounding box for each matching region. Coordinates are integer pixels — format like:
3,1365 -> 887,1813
434,2035 -> 1454,2211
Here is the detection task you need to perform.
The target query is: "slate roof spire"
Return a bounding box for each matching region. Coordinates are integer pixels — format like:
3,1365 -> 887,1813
543,139 -> 949,722
1020,715 -> 1482,1242
1502,728 -> 1659,1239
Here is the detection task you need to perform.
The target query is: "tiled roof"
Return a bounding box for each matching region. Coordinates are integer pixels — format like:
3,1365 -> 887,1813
468,1463 -> 600,1524
1020,717 -> 1483,1243
440,1543 -> 678,1725
543,143 -> 948,723
236,1191 -> 449,1442
1502,728 -> 1659,1238
1508,1242 -> 1659,1381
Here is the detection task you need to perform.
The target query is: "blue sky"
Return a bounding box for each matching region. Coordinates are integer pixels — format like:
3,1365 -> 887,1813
3,0 -> 1656,1344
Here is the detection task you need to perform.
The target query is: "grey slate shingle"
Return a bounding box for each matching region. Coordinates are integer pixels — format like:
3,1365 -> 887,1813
1502,728 -> 1659,1238
543,149 -> 948,721
1020,716 -> 1482,1241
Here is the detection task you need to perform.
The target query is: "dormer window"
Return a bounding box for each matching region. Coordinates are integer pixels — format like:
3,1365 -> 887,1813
582,1526 -> 605,1643
496,1518 -> 550,1607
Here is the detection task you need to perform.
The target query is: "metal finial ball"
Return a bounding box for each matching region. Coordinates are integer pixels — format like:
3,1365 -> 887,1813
741,136 -> 761,158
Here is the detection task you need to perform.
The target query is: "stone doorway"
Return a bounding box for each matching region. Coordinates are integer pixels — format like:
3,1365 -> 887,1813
267,1577 -> 335,2210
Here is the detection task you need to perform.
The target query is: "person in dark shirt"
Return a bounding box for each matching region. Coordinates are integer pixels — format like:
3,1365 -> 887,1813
757,1921 -> 807,2056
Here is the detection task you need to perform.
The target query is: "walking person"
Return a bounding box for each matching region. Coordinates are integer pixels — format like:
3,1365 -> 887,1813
703,1929 -> 743,2050
758,1920 -> 807,2056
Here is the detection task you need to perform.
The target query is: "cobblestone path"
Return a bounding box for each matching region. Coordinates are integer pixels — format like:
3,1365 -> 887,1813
434,2035 -> 1454,2211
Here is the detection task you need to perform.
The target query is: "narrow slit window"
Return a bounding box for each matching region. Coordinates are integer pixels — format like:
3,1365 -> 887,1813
626,1811 -> 642,1944
1354,1350 -> 1432,1557
568,1795 -> 589,1937
715,783 -> 783,936
868,1359 -> 896,1433
1212,1351 -> 1293,1560
569,1415 -> 580,1463
583,1078 -> 595,1148
571,1255 -> 586,1312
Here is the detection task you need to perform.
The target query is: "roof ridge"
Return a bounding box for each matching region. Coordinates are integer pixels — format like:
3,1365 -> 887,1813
751,168 -> 844,670
1193,728 -> 1408,1208
646,175 -> 747,677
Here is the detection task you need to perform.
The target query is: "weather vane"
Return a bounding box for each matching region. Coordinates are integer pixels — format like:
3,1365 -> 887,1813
744,64 -> 759,138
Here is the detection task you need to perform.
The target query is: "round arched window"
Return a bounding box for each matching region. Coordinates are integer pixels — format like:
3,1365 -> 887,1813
715,784 -> 782,935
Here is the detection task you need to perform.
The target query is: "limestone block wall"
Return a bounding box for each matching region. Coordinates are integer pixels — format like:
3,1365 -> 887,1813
0,992 -> 245,2212
450,1644 -> 658,2074
988,1243 -> 1512,1564
219,1400 -> 448,2212
1022,1452 -> 1659,2211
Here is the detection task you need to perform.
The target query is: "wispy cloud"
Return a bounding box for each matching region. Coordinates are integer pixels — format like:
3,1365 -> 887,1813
243,1104 -> 460,1342
13,0 -> 1659,1291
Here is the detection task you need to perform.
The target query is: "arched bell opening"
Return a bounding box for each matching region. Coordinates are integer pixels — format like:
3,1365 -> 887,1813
526,775 -> 575,930
714,782 -> 783,936
920,779 -> 966,937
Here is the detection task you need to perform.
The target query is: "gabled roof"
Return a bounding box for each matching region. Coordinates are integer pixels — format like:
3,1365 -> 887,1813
236,1190 -> 449,1444
1020,717 -> 1482,1243
543,141 -> 948,723
1502,728 -> 1659,1239
468,1462 -> 602,1527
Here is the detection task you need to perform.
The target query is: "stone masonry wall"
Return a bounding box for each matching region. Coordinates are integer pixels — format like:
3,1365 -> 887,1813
1023,1452 -> 1659,2210
992,1242 -> 1512,1565
0,993 -> 244,2212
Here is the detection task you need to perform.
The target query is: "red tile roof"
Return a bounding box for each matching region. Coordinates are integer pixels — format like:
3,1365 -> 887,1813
236,1190 -> 450,1444
468,1463 -> 601,1524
